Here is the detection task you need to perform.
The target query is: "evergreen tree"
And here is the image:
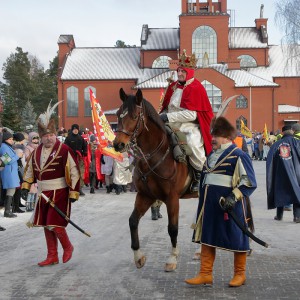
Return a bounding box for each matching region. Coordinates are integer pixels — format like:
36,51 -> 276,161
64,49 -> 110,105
0,97 -> 21,131
20,100 -> 37,131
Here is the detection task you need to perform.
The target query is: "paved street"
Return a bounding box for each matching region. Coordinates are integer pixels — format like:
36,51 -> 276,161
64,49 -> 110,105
1,160 -> 300,300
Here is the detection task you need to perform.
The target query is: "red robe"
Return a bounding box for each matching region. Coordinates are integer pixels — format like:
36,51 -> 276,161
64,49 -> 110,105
22,140 -> 80,227
160,79 -> 213,155
84,144 -> 104,184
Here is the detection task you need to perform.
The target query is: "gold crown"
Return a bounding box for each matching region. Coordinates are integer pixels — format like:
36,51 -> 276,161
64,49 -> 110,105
178,49 -> 197,69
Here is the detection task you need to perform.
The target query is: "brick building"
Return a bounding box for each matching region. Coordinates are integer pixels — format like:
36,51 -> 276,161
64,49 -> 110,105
57,0 -> 300,133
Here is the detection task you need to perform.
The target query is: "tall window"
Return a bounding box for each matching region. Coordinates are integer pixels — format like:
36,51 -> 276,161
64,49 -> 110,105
238,55 -> 257,68
67,86 -> 78,117
201,80 -> 222,112
84,86 -> 96,116
236,94 -> 248,108
236,116 -> 247,130
152,56 -> 171,68
192,26 -> 217,66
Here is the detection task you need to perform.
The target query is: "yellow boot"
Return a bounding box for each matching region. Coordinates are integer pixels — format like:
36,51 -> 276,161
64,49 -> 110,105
229,252 -> 247,287
185,245 -> 216,285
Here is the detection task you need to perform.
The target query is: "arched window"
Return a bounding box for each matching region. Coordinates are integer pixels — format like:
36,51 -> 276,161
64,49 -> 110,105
152,56 -> 171,68
84,86 -> 96,117
236,94 -> 248,108
192,26 -> 217,66
67,86 -> 78,117
236,116 -> 247,130
201,80 -> 222,113
238,55 -> 257,68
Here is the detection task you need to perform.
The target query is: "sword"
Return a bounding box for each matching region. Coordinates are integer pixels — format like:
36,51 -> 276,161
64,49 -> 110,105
41,193 -> 91,237
219,197 -> 268,248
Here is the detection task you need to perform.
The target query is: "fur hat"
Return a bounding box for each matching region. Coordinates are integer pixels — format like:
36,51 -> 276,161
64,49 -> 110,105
2,129 -> 13,141
37,101 -> 61,138
211,117 -> 237,140
71,124 -> 79,131
13,132 -> 25,142
292,123 -> 300,132
282,125 -> 292,132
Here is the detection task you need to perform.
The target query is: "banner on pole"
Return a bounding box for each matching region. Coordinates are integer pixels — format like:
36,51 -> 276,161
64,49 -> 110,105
89,89 -> 123,161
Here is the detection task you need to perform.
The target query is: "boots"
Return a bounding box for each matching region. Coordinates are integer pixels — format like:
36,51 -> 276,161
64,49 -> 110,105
274,207 -> 283,221
229,252 -> 247,287
190,168 -> 201,193
157,206 -> 162,218
53,227 -> 74,263
151,206 -> 158,220
12,190 -> 25,213
106,186 -> 111,194
79,188 -> 85,196
185,245 -> 216,285
38,228 -> 59,266
4,196 -> 17,218
90,187 -> 95,194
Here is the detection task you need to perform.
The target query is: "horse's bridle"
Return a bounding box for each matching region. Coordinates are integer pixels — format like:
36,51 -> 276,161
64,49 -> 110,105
116,103 -> 147,142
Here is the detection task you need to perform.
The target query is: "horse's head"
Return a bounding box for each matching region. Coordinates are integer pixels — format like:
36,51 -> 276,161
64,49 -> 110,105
113,88 -> 145,152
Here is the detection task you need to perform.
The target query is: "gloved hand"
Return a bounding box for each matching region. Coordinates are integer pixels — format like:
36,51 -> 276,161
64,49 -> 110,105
69,198 -> 77,203
21,189 -> 29,200
221,193 -> 236,212
159,113 -> 169,123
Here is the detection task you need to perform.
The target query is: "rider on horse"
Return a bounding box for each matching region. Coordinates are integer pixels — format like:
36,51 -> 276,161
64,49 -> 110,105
159,50 -> 214,192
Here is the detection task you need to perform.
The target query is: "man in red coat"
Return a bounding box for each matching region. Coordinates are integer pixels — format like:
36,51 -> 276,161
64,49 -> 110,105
21,105 -> 80,266
159,50 -> 214,192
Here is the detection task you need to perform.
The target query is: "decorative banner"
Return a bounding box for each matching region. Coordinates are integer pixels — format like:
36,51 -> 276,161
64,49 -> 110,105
89,89 -> 123,161
262,123 -> 269,143
157,88 -> 165,112
240,120 -> 252,138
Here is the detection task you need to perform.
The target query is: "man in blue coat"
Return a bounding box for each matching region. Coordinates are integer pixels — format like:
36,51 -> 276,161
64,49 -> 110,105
185,117 -> 257,287
266,125 -> 300,222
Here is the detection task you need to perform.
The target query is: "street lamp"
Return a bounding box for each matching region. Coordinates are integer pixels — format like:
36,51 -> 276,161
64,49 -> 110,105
248,82 -> 252,131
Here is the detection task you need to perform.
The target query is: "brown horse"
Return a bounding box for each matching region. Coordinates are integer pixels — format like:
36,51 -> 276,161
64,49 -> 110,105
113,88 -> 197,272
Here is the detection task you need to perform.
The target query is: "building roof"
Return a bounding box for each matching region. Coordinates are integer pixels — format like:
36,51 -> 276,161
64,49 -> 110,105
278,105 -> 300,113
61,47 -> 142,80
58,35 -> 74,44
141,28 -> 179,50
229,27 -> 267,48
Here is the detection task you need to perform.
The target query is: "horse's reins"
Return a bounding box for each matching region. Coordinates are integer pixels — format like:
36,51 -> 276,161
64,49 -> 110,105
117,100 -> 176,181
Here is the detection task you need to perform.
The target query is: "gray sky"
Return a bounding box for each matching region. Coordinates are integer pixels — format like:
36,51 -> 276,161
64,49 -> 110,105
0,0 -> 282,82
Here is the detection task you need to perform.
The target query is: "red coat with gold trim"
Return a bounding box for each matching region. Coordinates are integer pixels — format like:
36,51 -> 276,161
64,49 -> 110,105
22,140 -> 80,227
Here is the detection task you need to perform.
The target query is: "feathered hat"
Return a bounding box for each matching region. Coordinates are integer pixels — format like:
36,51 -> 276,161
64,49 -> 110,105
37,101 -> 62,138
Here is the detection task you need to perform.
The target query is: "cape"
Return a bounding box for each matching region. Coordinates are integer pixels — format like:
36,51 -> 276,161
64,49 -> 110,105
266,134 -> 300,208
160,79 -> 214,155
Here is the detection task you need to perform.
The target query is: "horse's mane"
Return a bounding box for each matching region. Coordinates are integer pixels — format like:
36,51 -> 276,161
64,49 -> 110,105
125,95 -> 166,133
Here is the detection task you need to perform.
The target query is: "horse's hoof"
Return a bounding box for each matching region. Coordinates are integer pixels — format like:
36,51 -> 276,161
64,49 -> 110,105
165,263 -> 177,272
135,256 -> 146,269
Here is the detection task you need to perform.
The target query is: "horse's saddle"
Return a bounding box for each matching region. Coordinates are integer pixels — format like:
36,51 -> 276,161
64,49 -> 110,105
165,124 -> 192,163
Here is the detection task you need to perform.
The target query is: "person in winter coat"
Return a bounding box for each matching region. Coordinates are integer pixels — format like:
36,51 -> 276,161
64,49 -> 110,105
24,132 -> 40,211
0,129 -> 23,218
12,132 -> 27,213
113,152 -> 132,195
101,152 -> 114,194
86,135 -> 104,194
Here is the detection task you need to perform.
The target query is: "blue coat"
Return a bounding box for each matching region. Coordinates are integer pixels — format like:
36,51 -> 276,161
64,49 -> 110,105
266,134 -> 300,208
193,144 -> 257,251
0,142 -> 20,189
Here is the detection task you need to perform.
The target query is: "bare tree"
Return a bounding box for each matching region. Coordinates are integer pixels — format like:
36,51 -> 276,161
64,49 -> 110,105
275,0 -> 300,72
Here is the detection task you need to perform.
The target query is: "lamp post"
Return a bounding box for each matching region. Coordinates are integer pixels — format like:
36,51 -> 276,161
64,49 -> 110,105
248,82 -> 252,131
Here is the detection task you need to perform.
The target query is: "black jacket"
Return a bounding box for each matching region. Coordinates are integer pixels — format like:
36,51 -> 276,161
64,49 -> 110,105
64,133 -> 87,157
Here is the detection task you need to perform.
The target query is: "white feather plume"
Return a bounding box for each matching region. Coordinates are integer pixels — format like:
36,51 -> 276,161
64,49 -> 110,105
216,95 -> 238,118
38,100 -> 63,126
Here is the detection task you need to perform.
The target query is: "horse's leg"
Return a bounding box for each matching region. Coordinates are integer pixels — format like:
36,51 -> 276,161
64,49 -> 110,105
129,192 -> 153,269
165,196 -> 180,272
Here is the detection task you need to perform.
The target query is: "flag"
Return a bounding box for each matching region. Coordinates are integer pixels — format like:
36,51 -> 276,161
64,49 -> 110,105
89,89 -> 123,161
262,123 -> 269,143
157,88 -> 165,112
240,120 -> 252,138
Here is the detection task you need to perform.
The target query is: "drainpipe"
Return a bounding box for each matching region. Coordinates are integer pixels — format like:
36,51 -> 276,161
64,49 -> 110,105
272,87 -> 275,131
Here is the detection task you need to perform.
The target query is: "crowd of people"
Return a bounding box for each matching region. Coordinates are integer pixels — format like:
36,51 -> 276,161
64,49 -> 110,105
0,124 -> 135,231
